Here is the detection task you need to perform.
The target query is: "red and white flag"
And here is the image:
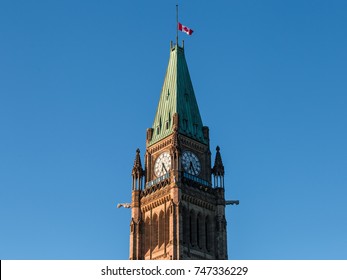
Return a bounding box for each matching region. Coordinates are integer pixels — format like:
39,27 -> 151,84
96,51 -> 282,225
178,22 -> 194,35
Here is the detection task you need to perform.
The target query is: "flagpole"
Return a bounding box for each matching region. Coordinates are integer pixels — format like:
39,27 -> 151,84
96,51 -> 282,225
176,4 -> 179,46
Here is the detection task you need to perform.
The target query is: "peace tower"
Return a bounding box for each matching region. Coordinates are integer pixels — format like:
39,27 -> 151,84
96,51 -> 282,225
129,41 -> 237,260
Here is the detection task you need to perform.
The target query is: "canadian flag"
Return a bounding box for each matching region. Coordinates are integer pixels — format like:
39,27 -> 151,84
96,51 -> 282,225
178,22 -> 194,35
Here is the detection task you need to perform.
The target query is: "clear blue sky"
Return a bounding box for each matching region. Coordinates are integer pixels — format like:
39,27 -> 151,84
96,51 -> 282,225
1,0 -> 346,260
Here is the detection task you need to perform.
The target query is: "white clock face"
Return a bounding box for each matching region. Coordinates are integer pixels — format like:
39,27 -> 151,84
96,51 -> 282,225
182,151 -> 201,176
154,152 -> 171,177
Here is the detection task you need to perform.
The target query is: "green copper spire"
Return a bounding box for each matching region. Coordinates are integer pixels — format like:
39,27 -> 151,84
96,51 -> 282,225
148,43 -> 206,146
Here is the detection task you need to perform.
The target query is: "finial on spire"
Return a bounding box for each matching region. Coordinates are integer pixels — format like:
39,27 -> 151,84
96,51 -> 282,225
132,148 -> 143,174
132,148 -> 144,190
213,146 -> 224,176
212,146 -> 225,188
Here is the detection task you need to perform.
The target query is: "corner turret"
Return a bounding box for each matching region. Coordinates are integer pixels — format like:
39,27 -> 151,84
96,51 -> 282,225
212,146 -> 225,188
132,148 -> 144,190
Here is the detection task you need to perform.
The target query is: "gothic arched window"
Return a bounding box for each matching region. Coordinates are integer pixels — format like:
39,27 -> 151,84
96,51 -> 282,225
152,214 -> 158,250
182,206 -> 189,245
190,210 -> 197,246
205,215 -> 211,251
197,213 -> 205,249
165,207 -> 170,246
159,211 -> 165,248
144,217 -> 150,255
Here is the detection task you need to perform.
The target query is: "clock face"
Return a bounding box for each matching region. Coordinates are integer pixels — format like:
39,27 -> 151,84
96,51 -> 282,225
154,152 -> 172,177
182,151 -> 201,176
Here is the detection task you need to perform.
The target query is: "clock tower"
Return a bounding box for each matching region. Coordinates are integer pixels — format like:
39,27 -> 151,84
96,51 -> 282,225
129,42 -> 232,260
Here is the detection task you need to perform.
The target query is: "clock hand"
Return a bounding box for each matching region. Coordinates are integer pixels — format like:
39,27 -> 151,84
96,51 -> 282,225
162,162 -> 167,173
189,161 -> 196,174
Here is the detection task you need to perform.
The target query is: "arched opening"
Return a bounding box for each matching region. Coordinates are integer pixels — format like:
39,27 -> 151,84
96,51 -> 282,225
190,210 -> 197,246
152,214 -> 158,250
197,213 -> 205,249
197,214 -> 200,248
144,217 -> 150,255
205,215 -> 211,252
159,211 -> 165,248
165,207 -> 170,246
182,207 -> 189,245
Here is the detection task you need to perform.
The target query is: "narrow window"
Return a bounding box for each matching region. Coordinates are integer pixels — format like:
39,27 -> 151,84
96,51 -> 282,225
152,214 -> 158,250
205,216 -> 210,251
165,208 -> 169,246
183,207 -> 189,245
159,211 -> 165,248
197,216 -> 200,247
189,213 -> 193,245
145,217 -> 150,254
190,210 -> 196,246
